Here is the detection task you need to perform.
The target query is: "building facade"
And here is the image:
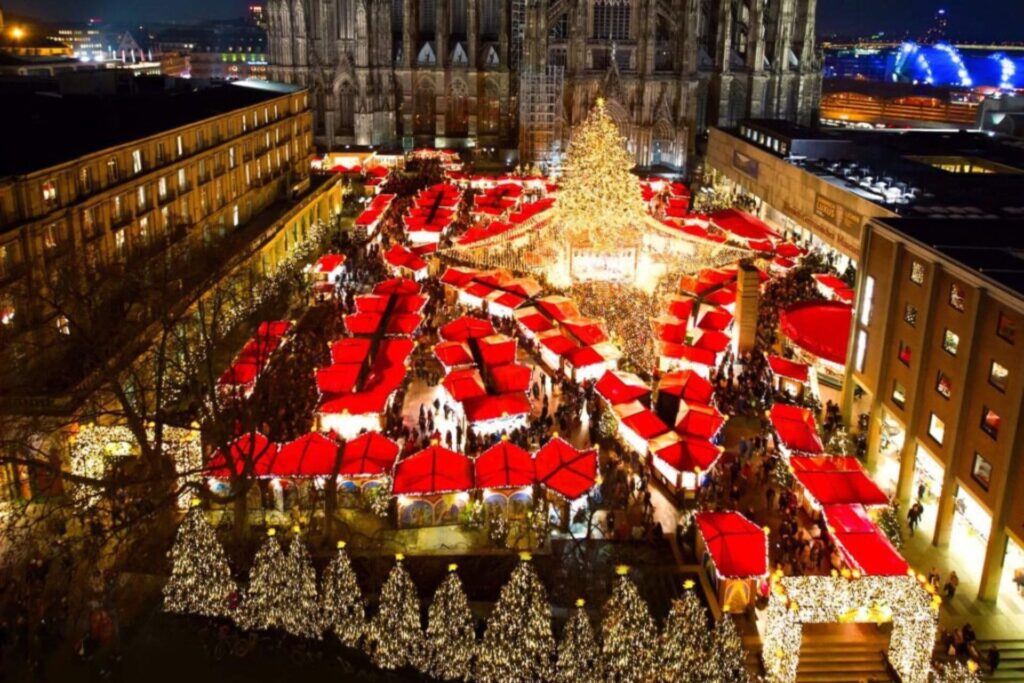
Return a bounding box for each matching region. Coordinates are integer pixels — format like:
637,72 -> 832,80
265,0 -> 822,169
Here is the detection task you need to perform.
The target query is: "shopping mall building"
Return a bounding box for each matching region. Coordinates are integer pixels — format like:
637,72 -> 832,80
708,121 -> 1024,604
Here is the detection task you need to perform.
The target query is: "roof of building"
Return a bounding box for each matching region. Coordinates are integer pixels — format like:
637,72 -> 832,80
0,75 -> 301,177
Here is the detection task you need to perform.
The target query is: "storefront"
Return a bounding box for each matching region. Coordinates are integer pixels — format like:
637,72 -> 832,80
873,408 -> 905,494
950,483 -> 993,579
1004,533 -> 1024,603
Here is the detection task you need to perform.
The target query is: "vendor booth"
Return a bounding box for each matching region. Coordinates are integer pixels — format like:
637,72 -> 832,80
696,511 -> 769,613
393,443 -> 473,527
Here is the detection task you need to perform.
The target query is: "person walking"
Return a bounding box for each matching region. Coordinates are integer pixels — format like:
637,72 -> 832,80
944,571 -> 960,600
988,644 -> 1001,672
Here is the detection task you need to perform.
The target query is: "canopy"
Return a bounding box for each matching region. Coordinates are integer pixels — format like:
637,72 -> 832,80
621,409 -> 670,440
696,511 -> 769,579
791,456 -> 889,507
392,444 -> 473,495
373,278 -> 422,296
534,438 -> 598,500
339,432 -> 399,477
434,341 -> 475,368
658,370 -> 714,404
489,363 -> 532,393
207,432 -> 277,478
443,368 -> 488,401
767,355 -> 810,383
596,370 -> 651,406
710,209 -> 781,240
675,401 -> 726,439
561,317 -> 609,346
272,433 -> 340,477
463,393 -> 531,423
769,403 -> 824,454
779,301 -> 852,366
826,505 -> 910,576
440,316 -> 495,342
474,440 -> 534,489
536,295 -> 580,322
653,435 -> 722,473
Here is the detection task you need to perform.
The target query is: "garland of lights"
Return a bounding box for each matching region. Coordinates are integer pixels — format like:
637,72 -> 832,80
712,615 -> 750,682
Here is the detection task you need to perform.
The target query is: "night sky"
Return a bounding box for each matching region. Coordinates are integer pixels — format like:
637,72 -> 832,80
4,0 -> 1024,43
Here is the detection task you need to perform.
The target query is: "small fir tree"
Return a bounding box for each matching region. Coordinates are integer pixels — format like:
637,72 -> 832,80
600,569 -> 657,683
658,582 -> 716,682
238,529 -> 292,631
163,504 -> 237,618
877,504 -> 904,550
321,541 -> 365,647
425,565 -> 476,680
931,660 -> 982,683
364,555 -> 426,671
711,614 -> 750,683
281,530 -> 322,639
555,599 -> 603,683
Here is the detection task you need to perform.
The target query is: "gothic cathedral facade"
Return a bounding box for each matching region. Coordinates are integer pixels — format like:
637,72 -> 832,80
266,0 -> 820,171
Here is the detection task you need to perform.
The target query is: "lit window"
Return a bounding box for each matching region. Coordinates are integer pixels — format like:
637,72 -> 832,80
855,330 -> 867,372
996,311 -> 1016,345
949,283 -> 966,312
229,147 -> 237,169
0,294 -> 15,326
860,276 -> 875,326
910,260 -> 925,285
176,135 -> 184,157
892,381 -> 906,410
56,315 -> 70,336
928,413 -> 945,445
42,180 -> 58,206
904,303 -> 918,327
137,185 -> 147,210
43,223 -> 59,251
935,372 -> 952,399
989,361 -> 1008,392
139,216 -> 149,245
159,177 -> 168,199
177,168 -> 187,191
132,149 -> 143,175
971,453 -> 992,491
107,157 -> 119,181
897,340 -> 912,366
114,229 -> 126,259
980,407 -> 1001,439
942,329 -> 959,356
232,205 -> 240,227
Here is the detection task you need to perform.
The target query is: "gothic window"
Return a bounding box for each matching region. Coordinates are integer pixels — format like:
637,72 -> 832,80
549,13 -> 568,40
392,0 -> 404,36
697,1 -> 711,53
592,2 -> 630,41
480,81 -> 500,133
338,0 -> 356,40
414,81 -> 436,135
419,0 -> 436,35
480,0 -> 500,39
337,82 -> 356,135
446,81 -> 469,136
451,0 -> 467,37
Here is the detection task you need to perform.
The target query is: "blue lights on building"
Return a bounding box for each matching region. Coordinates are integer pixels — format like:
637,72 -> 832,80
826,43 -> 1024,90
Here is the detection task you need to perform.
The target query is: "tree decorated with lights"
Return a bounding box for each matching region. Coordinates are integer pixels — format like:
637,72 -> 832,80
658,581 -> 716,682
281,530 -> 322,639
601,568 -> 657,683
557,98 -> 646,250
238,529 -> 292,631
931,660 -> 982,683
321,541 -> 365,648
711,614 -> 750,683
425,564 -> 476,680
365,555 -> 426,671
163,503 -> 237,618
476,553 -> 555,683
555,599 -> 603,683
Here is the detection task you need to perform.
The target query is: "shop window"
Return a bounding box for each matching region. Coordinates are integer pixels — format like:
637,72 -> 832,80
903,303 -> 918,327
935,372 -> 952,399
942,329 -> 959,356
989,361 -> 1008,392
949,283 -> 966,312
910,260 -> 925,285
996,311 -> 1016,344
898,340 -> 912,366
980,407 -> 1000,439
928,413 -> 945,445
892,381 -> 907,410
971,453 -> 992,492
855,330 -> 867,373
860,276 -> 875,326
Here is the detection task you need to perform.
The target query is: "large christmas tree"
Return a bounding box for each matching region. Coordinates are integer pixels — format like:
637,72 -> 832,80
711,614 -> 751,683
163,505 -> 237,618
555,599 -> 603,683
237,529 -> 293,631
601,570 -> 657,683
425,565 -> 476,680
557,98 -> 646,250
476,555 -> 555,683
364,555 -> 426,671
281,531 -> 322,639
658,582 -> 716,682
321,541 -> 365,648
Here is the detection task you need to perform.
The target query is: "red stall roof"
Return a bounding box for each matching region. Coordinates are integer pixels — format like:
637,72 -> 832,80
534,438 -> 598,500
710,209 -> 781,240
769,403 -> 824,454
207,432 -> 277,478
373,278 -> 422,296
330,337 -> 373,365
658,370 -> 714,404
272,433 -> 340,477
675,401 -> 726,439
596,370 -> 651,406
443,368 -> 488,401
767,355 -> 810,383
564,345 -> 605,369
561,317 -> 609,346
474,440 -> 534,489
621,409 -> 670,440
824,504 -> 909,576
463,393 -> 531,423
654,435 -> 722,473
478,334 -> 517,367
696,511 -> 768,578
313,254 -> 346,274
776,242 -> 805,259
440,316 -> 496,342
536,295 -> 580,322
434,341 -> 475,368
339,432 -> 399,477
316,364 -> 362,395
791,456 -> 890,507
392,444 -> 474,495
697,308 -> 733,332
779,301 -> 852,366
665,294 -> 695,321
651,315 -> 689,345
489,363 -> 532,394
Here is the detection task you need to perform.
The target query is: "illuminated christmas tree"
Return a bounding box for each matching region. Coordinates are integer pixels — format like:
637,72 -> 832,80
238,529 -> 292,631
557,98 -> 646,250
711,614 -> 750,683
162,504 -> 236,618
365,555 -> 426,671
281,531 -> 322,639
931,661 -> 982,683
321,541 -> 365,648
425,565 -> 476,680
600,569 -> 657,683
555,599 -> 603,683
476,554 -> 555,683
658,582 -> 715,682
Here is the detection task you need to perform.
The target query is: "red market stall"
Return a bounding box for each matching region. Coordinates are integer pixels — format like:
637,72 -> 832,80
338,432 -> 400,478
769,403 -> 824,454
767,355 -> 811,400
696,511 -> 769,612
657,369 -> 714,407
596,370 -> 651,407
534,437 -> 598,501
475,439 -> 535,519
206,432 -> 278,479
440,316 -> 496,342
674,401 -> 726,440
823,504 -> 909,576
779,301 -> 853,367
710,209 -> 781,242
384,244 -> 429,281
271,432 -> 340,477
393,444 -> 474,527
650,432 -> 723,493
790,456 -> 890,508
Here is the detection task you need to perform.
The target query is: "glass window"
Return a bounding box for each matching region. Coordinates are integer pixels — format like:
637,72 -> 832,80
910,260 -> 925,285
971,453 -> 992,491
107,157 -> 119,182
898,340 -> 912,366
855,330 -> 867,372
980,407 -> 1000,439
989,361 -> 1008,392
860,276 -> 875,326
904,303 -> 918,327
996,311 -> 1016,344
42,180 -> 58,206
928,413 -> 945,445
949,283 -> 966,312
56,315 -> 70,335
136,185 -> 146,210
935,372 -> 952,399
892,381 -> 907,409
177,168 -> 187,191
176,135 -> 184,157
942,329 -> 959,356
132,149 -> 143,175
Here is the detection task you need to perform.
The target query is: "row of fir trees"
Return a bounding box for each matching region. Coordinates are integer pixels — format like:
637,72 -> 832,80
163,506 -> 753,682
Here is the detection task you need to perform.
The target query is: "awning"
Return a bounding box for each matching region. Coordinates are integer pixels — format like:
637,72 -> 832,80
392,444 -> 473,495
767,355 -> 810,383
658,370 -> 714,404
675,401 -> 726,439
779,301 -> 852,366
474,440 -> 534,489
596,370 -> 651,406
339,432 -> 399,477
440,316 -> 496,342
769,403 -> 824,454
207,432 -> 277,478
534,438 -> 598,500
462,393 -> 532,423
710,208 -> 781,240
272,433 -> 340,477
791,456 -> 889,507
696,511 -> 769,579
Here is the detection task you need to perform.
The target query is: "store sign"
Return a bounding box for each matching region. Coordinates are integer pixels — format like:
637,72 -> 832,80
814,194 -> 839,225
732,151 -> 759,179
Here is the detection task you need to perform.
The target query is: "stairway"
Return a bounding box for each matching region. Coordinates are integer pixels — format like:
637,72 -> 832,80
934,639 -> 1024,682
794,624 -> 894,683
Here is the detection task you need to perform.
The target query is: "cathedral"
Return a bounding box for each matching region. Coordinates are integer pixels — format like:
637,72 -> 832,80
266,0 -> 821,171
